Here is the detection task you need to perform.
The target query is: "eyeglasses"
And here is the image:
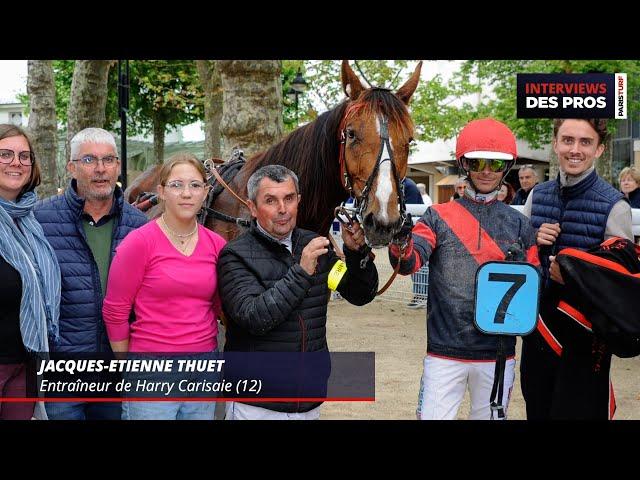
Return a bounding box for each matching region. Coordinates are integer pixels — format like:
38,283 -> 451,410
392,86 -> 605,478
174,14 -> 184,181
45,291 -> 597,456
0,149 -> 35,166
464,157 -> 508,173
72,155 -> 119,167
164,180 -> 207,194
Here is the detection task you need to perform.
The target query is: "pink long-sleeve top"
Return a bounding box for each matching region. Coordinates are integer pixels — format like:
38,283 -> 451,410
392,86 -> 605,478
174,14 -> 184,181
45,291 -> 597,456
103,220 -> 227,353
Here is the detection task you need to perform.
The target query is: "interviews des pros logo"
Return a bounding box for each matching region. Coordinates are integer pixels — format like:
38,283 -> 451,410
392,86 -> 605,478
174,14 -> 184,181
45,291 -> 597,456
517,73 -> 627,119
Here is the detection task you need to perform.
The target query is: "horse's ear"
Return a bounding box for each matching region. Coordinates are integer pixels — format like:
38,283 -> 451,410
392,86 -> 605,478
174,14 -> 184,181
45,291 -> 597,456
341,60 -> 365,100
396,61 -> 422,105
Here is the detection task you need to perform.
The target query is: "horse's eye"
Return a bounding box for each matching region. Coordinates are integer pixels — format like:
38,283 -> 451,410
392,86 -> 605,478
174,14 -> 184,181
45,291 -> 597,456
347,128 -> 356,140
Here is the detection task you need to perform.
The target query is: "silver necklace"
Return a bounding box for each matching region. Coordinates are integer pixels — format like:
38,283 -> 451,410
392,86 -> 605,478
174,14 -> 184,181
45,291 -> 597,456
161,215 -> 198,241
176,235 -> 193,253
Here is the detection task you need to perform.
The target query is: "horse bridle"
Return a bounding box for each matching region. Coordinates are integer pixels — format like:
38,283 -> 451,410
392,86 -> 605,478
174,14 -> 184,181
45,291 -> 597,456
336,112 -> 410,294
337,113 -> 407,239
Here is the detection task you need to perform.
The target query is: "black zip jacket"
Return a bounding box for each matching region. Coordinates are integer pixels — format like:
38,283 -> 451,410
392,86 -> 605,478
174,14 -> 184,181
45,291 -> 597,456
217,221 -> 378,412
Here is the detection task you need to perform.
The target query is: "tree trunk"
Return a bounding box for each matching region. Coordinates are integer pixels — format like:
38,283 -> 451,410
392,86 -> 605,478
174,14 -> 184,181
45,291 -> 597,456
218,60 -> 283,159
548,151 -> 559,181
153,113 -> 166,165
65,60 -> 112,164
196,60 -> 223,159
596,144 -> 613,184
26,60 -> 58,198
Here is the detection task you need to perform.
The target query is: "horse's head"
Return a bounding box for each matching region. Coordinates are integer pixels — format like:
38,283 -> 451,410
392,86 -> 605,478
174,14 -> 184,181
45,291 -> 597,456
339,60 -> 422,248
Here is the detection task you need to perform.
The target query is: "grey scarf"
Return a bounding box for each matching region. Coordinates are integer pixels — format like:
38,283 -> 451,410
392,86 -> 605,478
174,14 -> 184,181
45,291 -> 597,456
0,191 -> 60,353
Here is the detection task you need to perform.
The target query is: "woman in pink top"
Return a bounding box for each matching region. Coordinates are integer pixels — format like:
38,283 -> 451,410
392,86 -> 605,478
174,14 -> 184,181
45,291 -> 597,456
103,153 -> 226,420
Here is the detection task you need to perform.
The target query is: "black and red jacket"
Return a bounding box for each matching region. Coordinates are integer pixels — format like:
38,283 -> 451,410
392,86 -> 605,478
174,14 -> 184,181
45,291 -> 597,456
532,237 -> 640,419
389,197 -> 539,360
553,237 -> 640,358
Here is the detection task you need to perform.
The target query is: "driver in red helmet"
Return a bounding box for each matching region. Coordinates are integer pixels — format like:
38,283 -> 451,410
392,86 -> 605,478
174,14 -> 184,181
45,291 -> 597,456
388,118 -> 540,420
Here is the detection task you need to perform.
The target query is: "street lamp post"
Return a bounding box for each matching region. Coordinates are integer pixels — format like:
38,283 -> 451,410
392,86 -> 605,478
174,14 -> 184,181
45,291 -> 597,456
286,68 -> 307,126
118,60 -> 130,191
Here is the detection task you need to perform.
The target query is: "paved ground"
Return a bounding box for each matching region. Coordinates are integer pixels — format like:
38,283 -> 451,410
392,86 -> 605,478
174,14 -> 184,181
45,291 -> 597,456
321,299 -> 640,420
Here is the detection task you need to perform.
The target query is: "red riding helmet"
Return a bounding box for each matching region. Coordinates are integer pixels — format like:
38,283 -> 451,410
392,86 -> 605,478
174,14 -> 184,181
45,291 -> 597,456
455,118 -> 517,175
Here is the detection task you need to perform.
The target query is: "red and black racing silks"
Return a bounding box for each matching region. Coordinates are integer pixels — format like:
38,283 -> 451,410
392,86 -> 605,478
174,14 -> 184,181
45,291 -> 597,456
556,237 -> 640,358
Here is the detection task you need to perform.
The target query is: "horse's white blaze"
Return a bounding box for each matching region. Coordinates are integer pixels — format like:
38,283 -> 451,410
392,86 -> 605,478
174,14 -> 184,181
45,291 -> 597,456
375,140 -> 393,224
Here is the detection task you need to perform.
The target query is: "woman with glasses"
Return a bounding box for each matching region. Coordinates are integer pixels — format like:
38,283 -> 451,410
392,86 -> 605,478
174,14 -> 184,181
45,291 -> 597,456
0,124 -> 60,420
103,153 -> 227,420
451,178 -> 468,201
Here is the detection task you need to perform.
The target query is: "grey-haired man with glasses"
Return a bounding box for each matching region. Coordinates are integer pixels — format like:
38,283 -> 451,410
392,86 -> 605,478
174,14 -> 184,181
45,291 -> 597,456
33,127 -> 146,420
511,165 -> 538,206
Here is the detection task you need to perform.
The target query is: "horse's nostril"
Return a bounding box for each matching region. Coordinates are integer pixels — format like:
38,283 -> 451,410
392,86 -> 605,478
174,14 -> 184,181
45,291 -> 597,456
363,213 -> 375,228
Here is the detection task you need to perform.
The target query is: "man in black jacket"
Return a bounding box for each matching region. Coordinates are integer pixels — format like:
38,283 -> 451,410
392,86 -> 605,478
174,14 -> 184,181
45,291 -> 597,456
217,165 -> 378,420
510,165 -> 538,206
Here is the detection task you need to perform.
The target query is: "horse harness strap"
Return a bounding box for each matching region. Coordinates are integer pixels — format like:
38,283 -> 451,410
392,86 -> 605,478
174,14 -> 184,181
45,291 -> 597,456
209,166 -> 250,210
198,152 -> 250,228
202,207 -> 251,228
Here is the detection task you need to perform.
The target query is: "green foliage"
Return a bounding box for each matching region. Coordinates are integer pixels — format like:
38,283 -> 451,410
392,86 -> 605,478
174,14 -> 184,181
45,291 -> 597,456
51,60 -> 74,126
46,60 -> 203,137
281,60 -> 412,133
445,60 -> 640,148
293,59 -> 640,151
282,60 -> 471,144
51,61 -> 121,131
130,60 -> 204,134
282,60 -> 312,132
16,92 -> 29,114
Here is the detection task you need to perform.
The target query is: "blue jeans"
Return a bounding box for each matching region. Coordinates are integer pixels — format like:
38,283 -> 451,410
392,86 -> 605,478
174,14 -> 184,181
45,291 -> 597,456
122,399 -> 215,420
45,401 -> 121,420
122,351 -> 219,421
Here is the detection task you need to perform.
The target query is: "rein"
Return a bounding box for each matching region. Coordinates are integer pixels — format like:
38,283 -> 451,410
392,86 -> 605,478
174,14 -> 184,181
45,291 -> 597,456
209,166 -> 250,210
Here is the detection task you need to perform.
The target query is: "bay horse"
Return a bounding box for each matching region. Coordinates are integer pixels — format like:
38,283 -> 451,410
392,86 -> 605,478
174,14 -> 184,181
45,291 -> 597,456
125,60 -> 422,247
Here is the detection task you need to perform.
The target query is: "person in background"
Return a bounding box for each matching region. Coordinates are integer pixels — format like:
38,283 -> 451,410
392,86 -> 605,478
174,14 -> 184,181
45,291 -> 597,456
416,182 -> 433,207
0,124 -> 60,420
497,182 -> 515,204
402,177 -> 423,204
34,127 -> 147,420
511,165 -> 538,206
451,178 -> 468,200
619,166 -> 640,208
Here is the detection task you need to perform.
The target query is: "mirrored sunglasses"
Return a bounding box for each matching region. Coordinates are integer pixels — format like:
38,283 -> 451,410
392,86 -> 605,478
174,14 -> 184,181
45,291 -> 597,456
465,157 -> 508,173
